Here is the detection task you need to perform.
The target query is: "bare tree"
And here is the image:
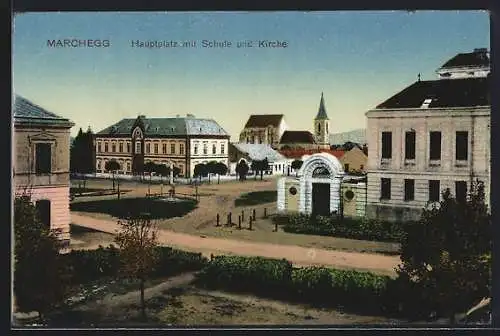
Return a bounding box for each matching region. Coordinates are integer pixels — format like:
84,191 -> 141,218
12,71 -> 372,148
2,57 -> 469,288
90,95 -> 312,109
114,214 -> 159,320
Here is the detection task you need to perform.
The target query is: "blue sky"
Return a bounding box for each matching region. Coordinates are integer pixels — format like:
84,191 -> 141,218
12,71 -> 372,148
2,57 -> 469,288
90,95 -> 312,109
13,11 -> 490,139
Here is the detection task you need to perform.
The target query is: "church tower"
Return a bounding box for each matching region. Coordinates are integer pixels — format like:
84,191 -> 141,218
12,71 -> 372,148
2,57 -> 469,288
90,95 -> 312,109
314,92 -> 330,149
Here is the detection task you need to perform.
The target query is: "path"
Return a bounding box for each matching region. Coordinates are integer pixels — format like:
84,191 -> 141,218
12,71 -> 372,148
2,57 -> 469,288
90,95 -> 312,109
71,213 -> 400,276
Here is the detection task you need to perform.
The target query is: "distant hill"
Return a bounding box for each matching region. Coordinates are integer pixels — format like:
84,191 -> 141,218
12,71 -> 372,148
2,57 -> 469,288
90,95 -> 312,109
329,128 -> 366,145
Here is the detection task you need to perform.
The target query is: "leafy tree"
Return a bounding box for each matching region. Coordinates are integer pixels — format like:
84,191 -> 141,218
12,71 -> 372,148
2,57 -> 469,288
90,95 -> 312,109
14,194 -> 70,321
70,127 -> 96,192
291,159 -> 303,176
260,158 -> 269,180
143,161 -> 157,194
251,161 -> 259,180
172,166 -> 181,178
194,163 -> 206,181
156,164 -> 170,183
214,162 -> 228,184
115,214 -> 159,320
105,160 -> 121,192
396,180 -> 491,323
235,160 -> 249,181
205,161 -> 218,184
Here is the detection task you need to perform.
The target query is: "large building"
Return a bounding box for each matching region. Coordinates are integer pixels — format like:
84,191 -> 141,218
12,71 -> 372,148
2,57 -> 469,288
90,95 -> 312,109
95,115 -> 230,178
365,48 -> 490,222
13,95 -> 74,245
239,114 -> 287,148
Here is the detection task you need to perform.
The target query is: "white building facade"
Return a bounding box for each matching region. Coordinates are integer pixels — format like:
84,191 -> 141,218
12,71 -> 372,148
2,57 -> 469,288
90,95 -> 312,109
366,49 -> 490,222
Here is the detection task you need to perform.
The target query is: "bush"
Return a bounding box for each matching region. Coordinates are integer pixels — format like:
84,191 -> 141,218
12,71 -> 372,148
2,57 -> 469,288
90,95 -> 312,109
197,255 -> 292,297
234,190 -> 277,207
274,213 -> 406,243
63,245 -> 208,285
196,255 -> 392,314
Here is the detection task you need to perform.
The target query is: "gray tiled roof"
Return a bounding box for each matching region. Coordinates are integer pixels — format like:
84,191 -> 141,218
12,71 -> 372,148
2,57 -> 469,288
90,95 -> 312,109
232,143 -> 286,162
97,116 -> 230,137
13,95 -> 74,127
315,92 -> 329,120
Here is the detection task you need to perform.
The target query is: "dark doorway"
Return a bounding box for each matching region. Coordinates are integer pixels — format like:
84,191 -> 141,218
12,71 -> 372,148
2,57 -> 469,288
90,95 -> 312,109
35,199 -> 51,229
312,183 -> 330,216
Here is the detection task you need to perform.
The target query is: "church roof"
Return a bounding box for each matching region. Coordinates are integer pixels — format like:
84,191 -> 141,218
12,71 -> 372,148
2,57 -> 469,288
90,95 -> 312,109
375,77 -> 489,109
13,95 -> 74,127
244,114 -> 284,128
97,116 -> 230,137
315,92 -> 329,120
231,143 -> 286,162
279,130 -> 316,144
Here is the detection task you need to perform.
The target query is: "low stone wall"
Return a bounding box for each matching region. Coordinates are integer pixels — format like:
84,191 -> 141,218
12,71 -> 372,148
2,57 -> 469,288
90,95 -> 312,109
366,204 -> 422,223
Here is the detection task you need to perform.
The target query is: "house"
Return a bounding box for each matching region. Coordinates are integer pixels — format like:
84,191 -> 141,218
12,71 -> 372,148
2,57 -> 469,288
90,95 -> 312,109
228,143 -> 290,175
95,114 -> 230,178
365,48 -> 490,222
239,114 -> 287,148
278,130 -> 318,150
13,95 -> 75,246
339,146 -> 368,174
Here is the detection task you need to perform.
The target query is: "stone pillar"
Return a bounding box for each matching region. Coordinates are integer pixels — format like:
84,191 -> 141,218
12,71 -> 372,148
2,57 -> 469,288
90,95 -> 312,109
169,162 -> 174,185
277,177 -> 286,212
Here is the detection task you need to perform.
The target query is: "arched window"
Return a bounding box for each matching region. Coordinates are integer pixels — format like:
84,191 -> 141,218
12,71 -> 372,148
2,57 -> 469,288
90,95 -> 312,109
312,166 -> 330,178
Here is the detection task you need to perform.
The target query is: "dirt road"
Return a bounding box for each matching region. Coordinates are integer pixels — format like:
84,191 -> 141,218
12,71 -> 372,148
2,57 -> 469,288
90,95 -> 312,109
71,213 -> 400,277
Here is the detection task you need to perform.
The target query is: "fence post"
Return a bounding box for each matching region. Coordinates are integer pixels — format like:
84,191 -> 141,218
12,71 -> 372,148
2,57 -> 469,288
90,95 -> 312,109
263,208 -> 267,218
249,217 -> 253,230
227,214 -> 230,226
252,209 -> 256,221
274,221 -> 278,232
229,212 -> 232,225
241,210 -> 245,222
216,213 -> 220,227
238,215 -> 241,229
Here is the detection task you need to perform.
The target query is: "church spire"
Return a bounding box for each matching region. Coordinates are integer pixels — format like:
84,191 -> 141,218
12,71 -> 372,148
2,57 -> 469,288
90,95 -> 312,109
315,92 -> 329,120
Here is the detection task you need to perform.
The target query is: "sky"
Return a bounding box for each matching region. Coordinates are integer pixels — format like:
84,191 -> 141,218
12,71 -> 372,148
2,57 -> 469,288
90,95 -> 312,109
12,11 -> 490,139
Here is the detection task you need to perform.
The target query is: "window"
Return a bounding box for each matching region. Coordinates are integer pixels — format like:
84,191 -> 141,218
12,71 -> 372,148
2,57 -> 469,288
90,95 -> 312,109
429,180 -> 440,202
381,132 -> 392,159
212,144 -> 217,155
97,142 -> 102,153
171,144 -> 176,154
104,142 -> 109,152
344,164 -> 350,172
405,131 -> 416,160
111,143 -> 116,153
456,131 -> 468,161
194,144 -> 198,155
404,179 -> 415,201
380,178 -> 391,200
126,161 -> 131,172
221,143 -> 225,154
455,181 -> 467,203
35,200 -> 51,229
119,143 -> 123,153
154,143 -> 158,154
318,123 -> 321,133
126,143 -> 130,153
429,131 -> 442,160
35,143 -> 51,174
203,143 -> 208,155
135,141 -> 141,154
179,144 -> 185,155
162,144 -> 167,154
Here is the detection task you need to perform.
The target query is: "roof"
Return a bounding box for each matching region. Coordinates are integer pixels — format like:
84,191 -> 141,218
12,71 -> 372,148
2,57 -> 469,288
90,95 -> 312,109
244,114 -> 284,128
376,77 -> 489,109
279,131 -> 316,144
279,148 -> 345,160
97,116 -> 230,137
440,49 -> 490,69
315,92 -> 329,120
13,95 -> 74,127
232,143 -> 286,162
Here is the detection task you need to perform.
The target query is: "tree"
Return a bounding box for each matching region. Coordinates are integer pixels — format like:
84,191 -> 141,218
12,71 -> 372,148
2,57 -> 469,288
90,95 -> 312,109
291,159 -> 303,176
156,164 -> 170,195
70,127 -> 96,193
214,162 -> 228,184
115,214 -> 159,320
260,158 -> 269,180
105,160 -> 121,192
250,160 -> 259,180
173,166 -> 181,178
205,161 -> 218,184
194,163 -> 206,182
396,180 -> 491,323
143,161 -> 157,195
14,194 -> 70,321
235,160 -> 249,181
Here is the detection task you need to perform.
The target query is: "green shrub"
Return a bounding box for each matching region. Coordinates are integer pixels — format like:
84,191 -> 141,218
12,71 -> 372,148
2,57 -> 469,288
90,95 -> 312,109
152,247 -> 208,277
273,214 -> 406,243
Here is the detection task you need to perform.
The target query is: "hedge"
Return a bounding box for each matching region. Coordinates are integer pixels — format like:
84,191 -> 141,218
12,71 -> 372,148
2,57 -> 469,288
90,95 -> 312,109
196,255 -> 392,314
63,245 -> 208,285
272,213 -> 407,243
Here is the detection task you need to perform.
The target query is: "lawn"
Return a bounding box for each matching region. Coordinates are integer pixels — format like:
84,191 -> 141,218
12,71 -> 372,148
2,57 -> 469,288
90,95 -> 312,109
42,274 -> 401,327
234,190 -> 277,207
70,197 -> 198,220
